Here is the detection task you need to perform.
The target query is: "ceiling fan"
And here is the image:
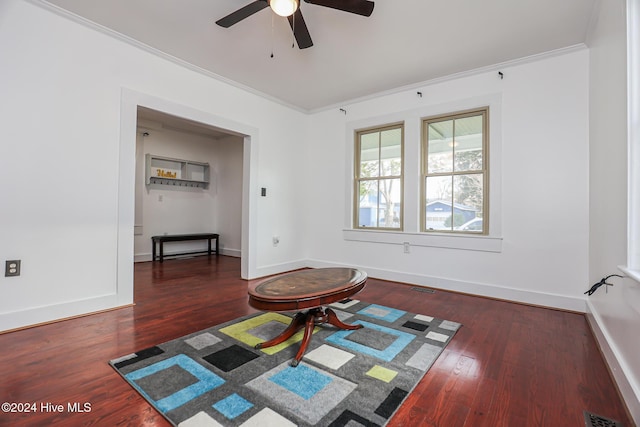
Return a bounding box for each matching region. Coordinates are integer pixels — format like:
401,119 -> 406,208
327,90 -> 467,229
216,0 -> 375,49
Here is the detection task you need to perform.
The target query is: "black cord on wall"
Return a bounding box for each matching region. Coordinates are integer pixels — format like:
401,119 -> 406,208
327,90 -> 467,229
584,274 -> 623,295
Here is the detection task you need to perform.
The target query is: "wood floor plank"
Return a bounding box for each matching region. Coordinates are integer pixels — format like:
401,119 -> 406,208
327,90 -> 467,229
0,256 -> 633,426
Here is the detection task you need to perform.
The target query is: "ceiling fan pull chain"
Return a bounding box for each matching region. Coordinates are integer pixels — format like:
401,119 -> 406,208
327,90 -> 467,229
270,12 -> 275,58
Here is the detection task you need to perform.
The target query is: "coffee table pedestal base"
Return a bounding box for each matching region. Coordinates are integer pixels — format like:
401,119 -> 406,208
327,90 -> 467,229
254,307 -> 363,367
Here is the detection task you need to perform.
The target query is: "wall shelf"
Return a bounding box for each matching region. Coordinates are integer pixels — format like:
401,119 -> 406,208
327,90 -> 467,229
146,154 -> 210,189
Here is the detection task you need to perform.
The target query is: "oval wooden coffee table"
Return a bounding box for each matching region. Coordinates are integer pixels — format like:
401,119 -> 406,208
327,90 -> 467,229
248,268 -> 367,367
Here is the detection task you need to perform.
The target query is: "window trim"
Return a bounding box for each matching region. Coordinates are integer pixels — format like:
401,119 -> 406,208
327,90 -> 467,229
353,122 -> 405,231
623,0 -> 640,282
420,107 -> 489,234
343,228 -> 503,252
343,93 -> 502,253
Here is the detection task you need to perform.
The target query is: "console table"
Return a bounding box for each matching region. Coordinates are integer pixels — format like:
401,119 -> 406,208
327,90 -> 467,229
248,267 -> 367,366
151,233 -> 219,263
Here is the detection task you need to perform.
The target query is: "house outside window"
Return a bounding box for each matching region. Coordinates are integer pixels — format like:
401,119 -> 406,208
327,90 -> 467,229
422,108 -> 488,234
354,123 -> 404,230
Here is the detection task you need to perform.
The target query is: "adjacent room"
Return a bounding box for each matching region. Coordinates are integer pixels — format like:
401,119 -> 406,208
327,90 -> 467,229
1,0 -> 639,425
134,107 -> 244,263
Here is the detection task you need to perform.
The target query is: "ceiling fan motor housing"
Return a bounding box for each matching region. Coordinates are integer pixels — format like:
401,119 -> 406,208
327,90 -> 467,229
216,0 -> 375,49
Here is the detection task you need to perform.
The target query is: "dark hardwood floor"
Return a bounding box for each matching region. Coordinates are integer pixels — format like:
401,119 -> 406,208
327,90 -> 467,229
0,256 -> 633,426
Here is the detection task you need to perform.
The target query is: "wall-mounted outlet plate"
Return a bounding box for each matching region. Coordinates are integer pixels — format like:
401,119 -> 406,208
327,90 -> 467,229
5,260 -> 21,277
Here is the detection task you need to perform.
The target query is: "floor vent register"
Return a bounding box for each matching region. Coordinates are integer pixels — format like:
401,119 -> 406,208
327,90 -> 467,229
411,287 -> 435,294
584,411 -> 623,427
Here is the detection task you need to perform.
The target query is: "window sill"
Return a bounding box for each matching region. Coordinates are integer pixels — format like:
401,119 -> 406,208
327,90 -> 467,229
618,265 -> 640,285
343,229 -> 503,253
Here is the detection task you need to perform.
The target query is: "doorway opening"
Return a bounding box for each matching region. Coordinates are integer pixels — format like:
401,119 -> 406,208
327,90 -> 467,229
117,89 -> 259,307
134,107 -> 243,264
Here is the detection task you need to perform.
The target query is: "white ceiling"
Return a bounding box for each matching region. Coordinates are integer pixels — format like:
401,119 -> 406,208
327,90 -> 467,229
43,0 -> 597,112
137,106 -> 236,139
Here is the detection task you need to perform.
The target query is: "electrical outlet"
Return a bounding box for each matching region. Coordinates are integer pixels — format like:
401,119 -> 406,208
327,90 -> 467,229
5,260 -> 21,277
403,242 -> 410,254
273,236 -> 280,246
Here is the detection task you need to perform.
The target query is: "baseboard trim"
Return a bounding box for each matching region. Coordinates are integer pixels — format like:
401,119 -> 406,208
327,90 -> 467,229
306,259 -> 587,312
134,248 -> 241,263
0,294 -> 128,333
251,259 -> 309,280
586,301 -> 640,426
221,248 -> 241,258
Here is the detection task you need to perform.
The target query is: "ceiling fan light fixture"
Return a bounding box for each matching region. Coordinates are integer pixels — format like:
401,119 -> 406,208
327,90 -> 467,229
270,0 -> 299,17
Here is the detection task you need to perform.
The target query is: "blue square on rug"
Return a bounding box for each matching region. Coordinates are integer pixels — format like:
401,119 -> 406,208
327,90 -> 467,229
325,320 -> 416,362
269,364 -> 333,400
124,354 -> 225,413
246,360 -> 358,425
212,393 -> 254,419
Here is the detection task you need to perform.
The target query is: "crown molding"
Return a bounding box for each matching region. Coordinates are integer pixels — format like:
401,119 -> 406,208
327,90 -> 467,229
311,43 -> 588,114
29,1 -> 589,116
30,0 -> 307,113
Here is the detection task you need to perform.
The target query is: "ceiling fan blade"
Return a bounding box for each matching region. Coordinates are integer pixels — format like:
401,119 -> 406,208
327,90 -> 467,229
216,0 -> 269,28
287,9 -> 313,49
304,0 -> 374,17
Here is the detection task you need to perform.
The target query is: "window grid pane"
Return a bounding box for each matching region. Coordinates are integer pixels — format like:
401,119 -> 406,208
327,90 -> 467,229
453,115 -> 483,172
427,120 -> 453,174
359,132 -> 380,178
425,175 -> 453,231
358,179 -> 379,227
380,128 -> 402,176
378,178 -> 401,228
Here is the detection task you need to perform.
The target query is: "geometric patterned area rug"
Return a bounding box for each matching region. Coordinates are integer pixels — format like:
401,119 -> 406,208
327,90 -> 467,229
109,299 -> 460,426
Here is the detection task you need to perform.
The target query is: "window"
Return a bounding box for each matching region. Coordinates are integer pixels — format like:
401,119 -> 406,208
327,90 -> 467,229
354,123 -> 404,230
422,108 -> 488,233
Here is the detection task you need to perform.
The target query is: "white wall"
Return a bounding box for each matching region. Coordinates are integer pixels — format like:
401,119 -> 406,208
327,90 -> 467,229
215,135 -> 245,257
0,0 -> 308,331
587,0 -> 640,422
133,127 -> 243,260
305,49 -> 590,312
